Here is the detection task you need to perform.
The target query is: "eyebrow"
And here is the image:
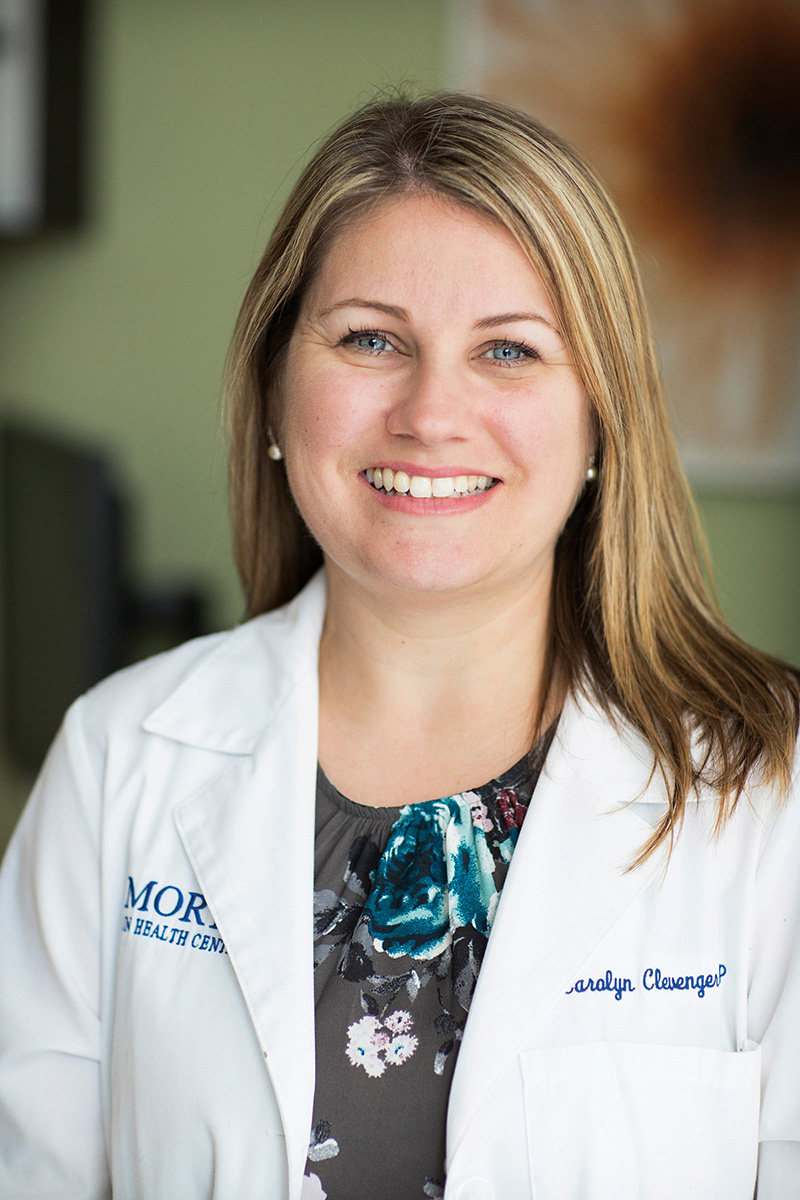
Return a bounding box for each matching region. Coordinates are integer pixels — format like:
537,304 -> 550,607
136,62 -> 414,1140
318,298 -> 560,335
473,311 -> 559,334
318,298 -> 408,320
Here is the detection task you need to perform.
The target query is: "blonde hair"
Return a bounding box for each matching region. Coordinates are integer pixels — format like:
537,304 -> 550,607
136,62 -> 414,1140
227,92 -> 799,861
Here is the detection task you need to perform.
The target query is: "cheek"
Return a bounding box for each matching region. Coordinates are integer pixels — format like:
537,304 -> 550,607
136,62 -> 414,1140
494,386 -> 591,478
283,368 -> 385,455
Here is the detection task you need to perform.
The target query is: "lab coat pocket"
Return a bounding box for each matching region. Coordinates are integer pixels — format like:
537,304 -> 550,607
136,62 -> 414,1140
520,1041 -> 761,1199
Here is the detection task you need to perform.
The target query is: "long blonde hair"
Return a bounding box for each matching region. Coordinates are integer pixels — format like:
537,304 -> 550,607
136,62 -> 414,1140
226,92 -> 799,861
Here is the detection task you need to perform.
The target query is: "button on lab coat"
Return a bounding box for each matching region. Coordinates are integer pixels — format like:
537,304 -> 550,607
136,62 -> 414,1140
0,572 -> 798,1198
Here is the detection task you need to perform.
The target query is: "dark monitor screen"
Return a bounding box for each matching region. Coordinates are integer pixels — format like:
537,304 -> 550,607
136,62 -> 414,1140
0,422 -> 125,769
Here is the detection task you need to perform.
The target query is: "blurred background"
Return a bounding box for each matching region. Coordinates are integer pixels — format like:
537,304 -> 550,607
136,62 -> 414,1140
0,0 -> 797,850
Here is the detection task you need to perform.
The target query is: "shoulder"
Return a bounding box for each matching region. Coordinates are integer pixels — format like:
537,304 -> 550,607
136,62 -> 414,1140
747,723 -> 800,848
69,569 -> 328,760
554,690 -> 800,835
79,627 -> 230,727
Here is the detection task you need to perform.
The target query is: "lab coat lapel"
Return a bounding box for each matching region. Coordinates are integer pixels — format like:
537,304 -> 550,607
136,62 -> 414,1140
145,574 -> 327,1200
447,695 -> 668,1158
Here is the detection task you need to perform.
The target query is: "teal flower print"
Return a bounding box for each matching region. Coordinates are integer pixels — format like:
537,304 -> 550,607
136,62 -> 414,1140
363,796 -> 508,959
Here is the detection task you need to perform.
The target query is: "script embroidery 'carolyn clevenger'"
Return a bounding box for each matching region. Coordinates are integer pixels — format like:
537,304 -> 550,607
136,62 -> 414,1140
565,963 -> 727,1001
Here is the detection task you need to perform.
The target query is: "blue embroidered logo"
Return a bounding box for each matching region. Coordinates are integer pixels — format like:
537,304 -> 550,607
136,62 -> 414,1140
121,875 -> 227,955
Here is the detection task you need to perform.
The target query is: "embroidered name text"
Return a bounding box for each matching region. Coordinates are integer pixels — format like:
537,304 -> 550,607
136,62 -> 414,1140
566,969 -> 635,1001
642,963 -> 726,999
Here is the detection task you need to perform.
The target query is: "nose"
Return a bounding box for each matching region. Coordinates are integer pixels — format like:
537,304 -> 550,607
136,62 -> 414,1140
385,360 -> 473,445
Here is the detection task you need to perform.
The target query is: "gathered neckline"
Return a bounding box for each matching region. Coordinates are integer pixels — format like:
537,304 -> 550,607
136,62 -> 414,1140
316,722 -> 556,823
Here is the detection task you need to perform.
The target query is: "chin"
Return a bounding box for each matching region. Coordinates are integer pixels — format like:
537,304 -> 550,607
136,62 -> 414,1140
340,546 -> 505,600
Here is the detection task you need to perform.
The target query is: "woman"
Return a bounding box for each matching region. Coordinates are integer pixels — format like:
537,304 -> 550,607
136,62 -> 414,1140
0,93 -> 798,1200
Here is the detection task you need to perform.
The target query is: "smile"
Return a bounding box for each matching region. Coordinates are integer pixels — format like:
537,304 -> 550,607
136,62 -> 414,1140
365,468 -> 500,498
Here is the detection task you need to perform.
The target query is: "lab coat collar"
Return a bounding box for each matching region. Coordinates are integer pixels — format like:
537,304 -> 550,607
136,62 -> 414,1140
142,570 -> 327,754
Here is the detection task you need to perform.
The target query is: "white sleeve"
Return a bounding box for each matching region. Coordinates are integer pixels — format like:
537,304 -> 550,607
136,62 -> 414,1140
749,760 -> 800,1199
0,697 -> 110,1199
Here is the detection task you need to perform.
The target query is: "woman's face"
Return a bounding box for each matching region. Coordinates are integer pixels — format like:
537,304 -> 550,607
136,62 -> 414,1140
280,193 -> 593,605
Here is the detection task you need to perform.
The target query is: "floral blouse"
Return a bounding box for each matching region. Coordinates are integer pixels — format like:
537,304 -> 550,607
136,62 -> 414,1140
302,731 -> 553,1200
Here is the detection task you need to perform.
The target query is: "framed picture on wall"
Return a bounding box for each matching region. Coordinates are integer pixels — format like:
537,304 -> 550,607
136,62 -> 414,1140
0,0 -> 84,237
448,0 -> 800,490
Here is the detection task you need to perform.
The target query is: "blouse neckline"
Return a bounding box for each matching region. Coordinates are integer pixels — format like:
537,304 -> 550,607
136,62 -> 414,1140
316,721 -> 557,824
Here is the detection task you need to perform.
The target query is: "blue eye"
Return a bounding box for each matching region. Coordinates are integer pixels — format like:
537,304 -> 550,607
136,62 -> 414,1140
482,340 -> 540,367
342,328 -> 391,354
357,334 -> 388,352
488,343 -> 528,361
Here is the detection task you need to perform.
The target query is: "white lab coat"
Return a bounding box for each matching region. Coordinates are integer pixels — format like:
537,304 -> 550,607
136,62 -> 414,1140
0,571 -> 798,1200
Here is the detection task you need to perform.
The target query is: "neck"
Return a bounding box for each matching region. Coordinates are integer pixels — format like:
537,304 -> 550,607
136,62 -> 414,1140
317,565 -> 560,806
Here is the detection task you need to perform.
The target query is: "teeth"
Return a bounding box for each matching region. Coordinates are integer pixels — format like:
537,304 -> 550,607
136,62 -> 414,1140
366,470 -> 497,499
409,475 -> 433,498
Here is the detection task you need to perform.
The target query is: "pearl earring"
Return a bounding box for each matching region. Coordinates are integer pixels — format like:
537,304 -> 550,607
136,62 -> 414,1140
267,429 -> 283,461
586,454 -> 598,482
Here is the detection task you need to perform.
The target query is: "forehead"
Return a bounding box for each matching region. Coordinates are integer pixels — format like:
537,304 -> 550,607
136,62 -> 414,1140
303,193 -> 558,325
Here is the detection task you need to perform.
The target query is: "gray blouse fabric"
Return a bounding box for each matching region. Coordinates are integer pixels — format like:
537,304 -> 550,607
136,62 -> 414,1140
303,731 -> 553,1200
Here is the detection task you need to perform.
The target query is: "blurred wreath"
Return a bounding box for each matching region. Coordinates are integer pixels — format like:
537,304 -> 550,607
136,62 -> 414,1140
456,0 -> 800,484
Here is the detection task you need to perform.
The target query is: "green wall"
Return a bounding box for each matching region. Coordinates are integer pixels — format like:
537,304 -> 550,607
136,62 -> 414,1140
0,0 -> 797,666
0,0 -> 448,631
695,494 -> 800,665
